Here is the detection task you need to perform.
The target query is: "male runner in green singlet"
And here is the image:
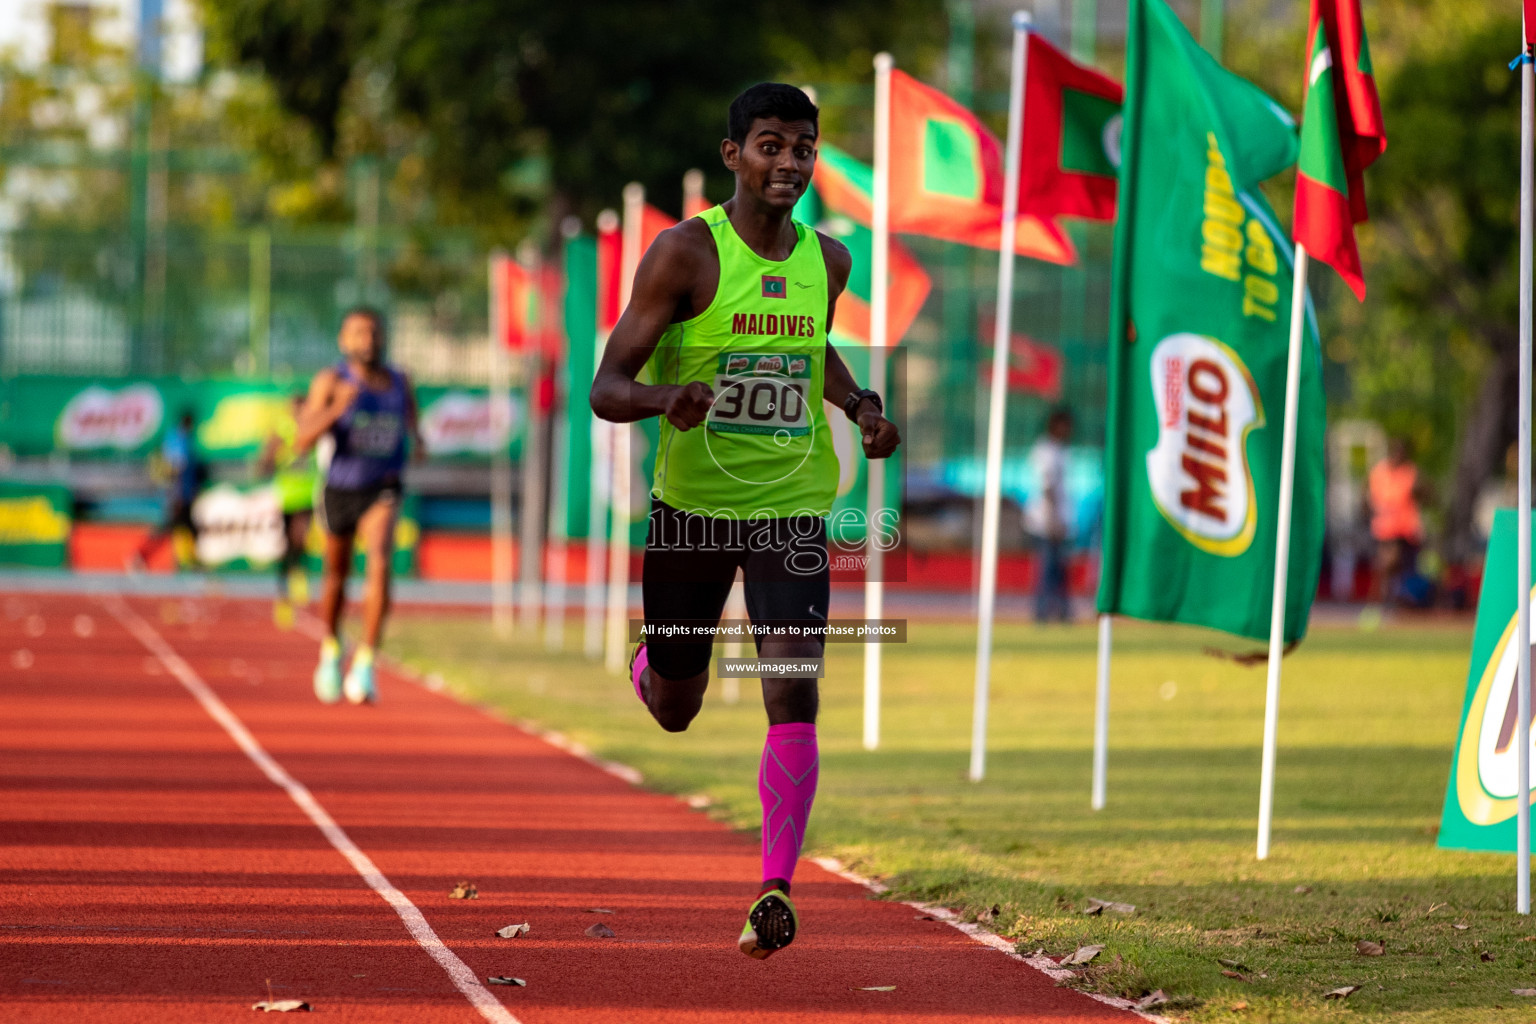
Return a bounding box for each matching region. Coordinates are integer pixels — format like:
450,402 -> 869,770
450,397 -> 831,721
590,83 -> 900,960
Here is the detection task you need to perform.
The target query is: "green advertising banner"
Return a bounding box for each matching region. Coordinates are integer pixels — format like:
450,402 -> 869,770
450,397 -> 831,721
562,235 -> 598,540
0,481 -> 72,567
1439,510 -> 1536,852
1097,0 -> 1325,642
0,376 -> 523,462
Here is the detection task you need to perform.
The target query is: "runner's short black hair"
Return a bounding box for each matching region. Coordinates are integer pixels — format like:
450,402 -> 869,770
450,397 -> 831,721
727,83 -> 819,144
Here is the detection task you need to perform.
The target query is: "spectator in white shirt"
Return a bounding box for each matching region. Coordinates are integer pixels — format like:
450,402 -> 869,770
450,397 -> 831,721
1024,408 -> 1073,623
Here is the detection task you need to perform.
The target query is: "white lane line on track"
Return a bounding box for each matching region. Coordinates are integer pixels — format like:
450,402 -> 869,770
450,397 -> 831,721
99,594 -> 522,1024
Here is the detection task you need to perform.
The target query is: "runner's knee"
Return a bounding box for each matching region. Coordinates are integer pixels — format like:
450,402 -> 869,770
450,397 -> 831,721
649,671 -> 707,732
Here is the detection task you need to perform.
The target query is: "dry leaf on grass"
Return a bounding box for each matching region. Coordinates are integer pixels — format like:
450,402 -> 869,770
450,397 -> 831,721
1453,923 -> 1470,930
487,977 -> 525,987
1135,990 -> 1169,1010
449,881 -> 478,900
1218,958 -> 1249,971
978,904 -> 1001,922
495,923 -> 530,939
1356,940 -> 1385,956
1231,1002 -> 1249,1011
584,923 -> 616,938
1324,986 -> 1360,1000
1512,988 -> 1536,997
1481,951 -> 1497,962
1084,898 -> 1135,915
1061,944 -> 1104,967
1221,970 -> 1250,982
852,986 -> 896,992
251,999 -> 310,1012
1293,885 -> 1312,894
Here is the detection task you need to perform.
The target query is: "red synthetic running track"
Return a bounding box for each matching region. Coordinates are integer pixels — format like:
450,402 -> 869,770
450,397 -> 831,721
0,590 -> 1140,1023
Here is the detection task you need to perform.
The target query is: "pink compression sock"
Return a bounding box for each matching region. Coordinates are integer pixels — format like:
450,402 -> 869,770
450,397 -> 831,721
630,644 -> 649,703
758,722 -> 819,888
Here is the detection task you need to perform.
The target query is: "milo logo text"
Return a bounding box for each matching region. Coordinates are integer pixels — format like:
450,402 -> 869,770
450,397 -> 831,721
730,312 -> 817,339
754,355 -> 785,375
726,355 -> 751,374
788,357 -> 807,375
56,384 -> 164,451
1145,333 -> 1263,556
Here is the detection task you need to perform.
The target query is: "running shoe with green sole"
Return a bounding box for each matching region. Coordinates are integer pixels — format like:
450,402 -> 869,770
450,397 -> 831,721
343,657 -> 377,705
738,887 -> 797,960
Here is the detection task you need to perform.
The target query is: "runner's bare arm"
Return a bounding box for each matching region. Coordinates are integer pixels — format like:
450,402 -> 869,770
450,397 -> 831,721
295,368 -> 357,454
590,224 -> 715,430
816,233 -> 901,460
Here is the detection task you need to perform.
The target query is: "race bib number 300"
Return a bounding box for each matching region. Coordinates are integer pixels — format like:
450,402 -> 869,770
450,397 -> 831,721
708,352 -> 812,437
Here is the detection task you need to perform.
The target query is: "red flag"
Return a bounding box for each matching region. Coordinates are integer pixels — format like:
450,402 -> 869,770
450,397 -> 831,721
498,256 -> 534,352
979,322 -> 1064,398
640,204 -> 677,253
882,70 -> 1075,263
1528,0 -> 1536,48
1018,34 -> 1123,224
596,210 -> 621,332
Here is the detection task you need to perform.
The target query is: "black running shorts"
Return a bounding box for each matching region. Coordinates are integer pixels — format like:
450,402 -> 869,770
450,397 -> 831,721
641,500 -> 830,681
321,480 -> 401,537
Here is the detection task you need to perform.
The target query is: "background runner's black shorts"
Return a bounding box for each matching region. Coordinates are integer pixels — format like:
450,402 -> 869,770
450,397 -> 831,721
642,500 -> 830,681
321,481 -> 401,536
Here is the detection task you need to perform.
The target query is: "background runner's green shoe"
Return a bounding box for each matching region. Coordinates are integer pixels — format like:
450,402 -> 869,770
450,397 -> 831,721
738,888 -> 797,960
313,644 -> 342,704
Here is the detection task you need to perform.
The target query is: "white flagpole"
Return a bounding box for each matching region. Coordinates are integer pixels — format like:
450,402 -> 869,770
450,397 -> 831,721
1516,19 -> 1533,915
488,249 -> 516,636
605,183 -> 644,673
585,210 -> 619,659
518,244 -> 546,635
864,52 -> 893,752
1256,244 -> 1309,860
970,10 -> 1030,783
1091,613 -> 1112,808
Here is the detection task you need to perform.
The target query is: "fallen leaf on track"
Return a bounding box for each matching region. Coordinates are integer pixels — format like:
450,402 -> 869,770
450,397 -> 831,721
1324,986 -> 1360,1000
495,923 -> 530,939
449,881 -> 478,900
1084,898 -> 1135,915
1356,940 -> 1385,956
852,986 -> 896,992
487,977 -> 525,987
584,907 -> 615,914
251,1000 -> 309,1012
1135,990 -> 1168,1010
1061,944 -> 1104,966
584,923 -> 616,938
914,913 -> 937,920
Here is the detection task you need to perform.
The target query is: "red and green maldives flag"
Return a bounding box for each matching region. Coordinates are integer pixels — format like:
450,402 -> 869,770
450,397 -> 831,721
1019,33 -> 1124,225
1293,0 -> 1386,300
813,86 -> 1074,263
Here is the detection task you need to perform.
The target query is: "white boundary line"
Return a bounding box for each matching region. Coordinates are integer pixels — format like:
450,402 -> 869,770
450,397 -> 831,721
808,857 -> 1169,1023
99,594 -> 522,1024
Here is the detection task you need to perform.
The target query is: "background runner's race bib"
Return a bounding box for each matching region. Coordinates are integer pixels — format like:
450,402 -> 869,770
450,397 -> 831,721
708,352 -> 811,437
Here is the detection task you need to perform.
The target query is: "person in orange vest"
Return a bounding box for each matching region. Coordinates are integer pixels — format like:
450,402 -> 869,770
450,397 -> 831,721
1368,437 -> 1426,605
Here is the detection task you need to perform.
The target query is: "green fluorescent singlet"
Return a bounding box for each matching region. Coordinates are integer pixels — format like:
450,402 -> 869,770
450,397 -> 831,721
649,205 -> 839,518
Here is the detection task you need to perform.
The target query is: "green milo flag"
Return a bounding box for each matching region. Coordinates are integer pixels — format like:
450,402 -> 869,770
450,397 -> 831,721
1097,0 -> 1325,643
1439,510 -> 1536,852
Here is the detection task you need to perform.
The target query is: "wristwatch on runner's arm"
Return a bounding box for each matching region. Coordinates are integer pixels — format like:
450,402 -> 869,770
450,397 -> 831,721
843,389 -> 883,422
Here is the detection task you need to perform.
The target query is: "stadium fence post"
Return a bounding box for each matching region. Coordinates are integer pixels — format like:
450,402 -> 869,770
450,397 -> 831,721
1091,614 -> 1111,808
605,184 -> 644,673
489,250 -> 517,636
1516,14 -> 1534,915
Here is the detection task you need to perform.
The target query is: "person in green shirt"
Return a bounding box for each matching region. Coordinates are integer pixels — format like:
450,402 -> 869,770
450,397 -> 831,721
259,391 -> 319,628
590,82 -> 900,960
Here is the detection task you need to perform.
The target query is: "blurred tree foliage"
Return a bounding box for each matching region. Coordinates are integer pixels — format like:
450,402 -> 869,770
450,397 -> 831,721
203,0 -> 948,234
